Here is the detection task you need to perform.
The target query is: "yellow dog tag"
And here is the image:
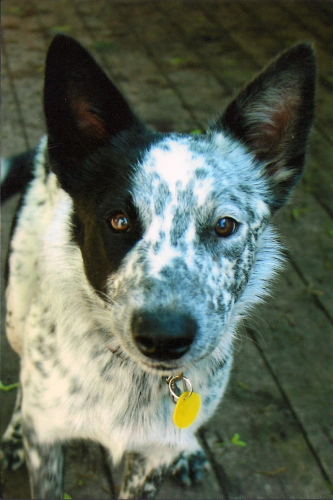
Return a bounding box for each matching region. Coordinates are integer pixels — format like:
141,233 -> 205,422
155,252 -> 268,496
173,391 -> 201,429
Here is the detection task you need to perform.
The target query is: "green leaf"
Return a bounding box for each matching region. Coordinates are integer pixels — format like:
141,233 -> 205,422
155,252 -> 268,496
291,207 -> 307,220
190,129 -> 203,135
92,40 -> 117,52
169,57 -> 183,66
63,494 -> 72,499
222,59 -> 238,67
236,380 -> 250,391
0,381 -> 19,392
231,433 -> 247,447
50,26 -> 71,34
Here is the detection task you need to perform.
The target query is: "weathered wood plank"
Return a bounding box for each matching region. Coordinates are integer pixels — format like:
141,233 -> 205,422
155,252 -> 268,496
64,443 -> 114,499
2,3 -> 47,150
69,0 -> 199,133
203,331 -> 332,499
303,131 -> 333,217
318,1 -> 333,16
249,265 -> 333,486
201,1 -> 333,141
157,1 -> 255,95
1,56 -> 28,157
114,1 -> 215,130
235,1 -> 333,143
279,0 -> 333,46
274,187 -> 333,316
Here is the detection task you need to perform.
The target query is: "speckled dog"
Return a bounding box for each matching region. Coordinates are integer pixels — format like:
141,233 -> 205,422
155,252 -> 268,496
1,35 -> 315,499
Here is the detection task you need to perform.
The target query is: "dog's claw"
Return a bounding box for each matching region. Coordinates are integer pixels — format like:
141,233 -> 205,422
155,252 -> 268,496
170,449 -> 210,487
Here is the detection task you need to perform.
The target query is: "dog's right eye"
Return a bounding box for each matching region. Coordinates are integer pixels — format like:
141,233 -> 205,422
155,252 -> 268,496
109,213 -> 131,233
215,217 -> 238,237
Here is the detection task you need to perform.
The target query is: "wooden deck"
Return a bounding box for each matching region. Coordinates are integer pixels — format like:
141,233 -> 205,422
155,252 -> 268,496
1,1 -> 332,499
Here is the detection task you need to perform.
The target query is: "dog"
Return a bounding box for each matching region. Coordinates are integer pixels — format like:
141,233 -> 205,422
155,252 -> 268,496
1,35 -> 315,499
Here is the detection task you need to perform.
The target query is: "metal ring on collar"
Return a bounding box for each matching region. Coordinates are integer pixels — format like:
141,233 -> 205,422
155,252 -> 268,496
168,374 -> 193,401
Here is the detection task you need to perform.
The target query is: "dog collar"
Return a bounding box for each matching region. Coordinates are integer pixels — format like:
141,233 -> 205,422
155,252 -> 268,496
166,374 -> 201,429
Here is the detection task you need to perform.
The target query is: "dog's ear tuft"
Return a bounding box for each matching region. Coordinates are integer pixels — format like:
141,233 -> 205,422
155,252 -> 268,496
44,35 -> 142,163
215,43 -> 316,209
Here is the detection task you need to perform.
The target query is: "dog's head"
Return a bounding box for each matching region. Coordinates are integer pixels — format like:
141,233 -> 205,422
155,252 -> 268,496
44,35 -> 315,374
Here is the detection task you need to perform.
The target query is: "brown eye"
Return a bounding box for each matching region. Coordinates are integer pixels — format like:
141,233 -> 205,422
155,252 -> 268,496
109,213 -> 130,232
215,217 -> 238,237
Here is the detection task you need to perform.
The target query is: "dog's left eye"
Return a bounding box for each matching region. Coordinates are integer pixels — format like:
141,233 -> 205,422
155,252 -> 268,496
215,217 -> 238,237
109,212 -> 131,233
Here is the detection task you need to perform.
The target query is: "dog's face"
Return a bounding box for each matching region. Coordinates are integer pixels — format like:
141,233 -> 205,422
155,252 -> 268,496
105,133 -> 272,373
44,36 -> 315,374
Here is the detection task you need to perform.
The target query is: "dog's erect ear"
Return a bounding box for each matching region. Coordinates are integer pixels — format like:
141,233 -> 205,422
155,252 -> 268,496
215,43 -> 316,209
44,35 -> 142,165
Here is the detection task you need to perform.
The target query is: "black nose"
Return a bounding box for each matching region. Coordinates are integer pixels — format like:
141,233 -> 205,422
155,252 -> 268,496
132,310 -> 197,361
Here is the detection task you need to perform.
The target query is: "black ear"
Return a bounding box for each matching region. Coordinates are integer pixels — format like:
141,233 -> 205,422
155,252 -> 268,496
44,35 -> 142,174
215,43 -> 316,209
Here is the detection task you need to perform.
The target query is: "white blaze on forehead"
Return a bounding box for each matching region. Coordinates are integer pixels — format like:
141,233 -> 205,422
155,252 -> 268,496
137,139 -> 212,277
146,139 -> 208,190
142,138 -> 218,210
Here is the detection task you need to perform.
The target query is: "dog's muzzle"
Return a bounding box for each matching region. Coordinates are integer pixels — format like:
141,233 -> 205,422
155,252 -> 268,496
131,310 -> 197,361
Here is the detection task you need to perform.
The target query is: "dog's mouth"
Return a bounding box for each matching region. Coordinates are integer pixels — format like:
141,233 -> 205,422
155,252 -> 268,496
141,359 -> 185,374
107,343 -> 187,375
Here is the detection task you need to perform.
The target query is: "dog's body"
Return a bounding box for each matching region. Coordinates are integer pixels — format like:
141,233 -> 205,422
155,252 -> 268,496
1,35 -> 315,499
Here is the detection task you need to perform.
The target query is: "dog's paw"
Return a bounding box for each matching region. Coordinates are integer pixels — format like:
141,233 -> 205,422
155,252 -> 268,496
1,440 -> 25,471
1,423 -> 25,471
169,449 -> 210,487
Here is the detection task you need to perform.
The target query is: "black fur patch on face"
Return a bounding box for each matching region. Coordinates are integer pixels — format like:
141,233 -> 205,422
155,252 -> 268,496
70,130 -> 161,295
43,35 -> 167,295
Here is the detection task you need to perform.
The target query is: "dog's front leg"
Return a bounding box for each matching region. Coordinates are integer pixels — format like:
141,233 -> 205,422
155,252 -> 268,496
119,439 -> 209,499
120,451 -> 170,499
23,420 -> 64,499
